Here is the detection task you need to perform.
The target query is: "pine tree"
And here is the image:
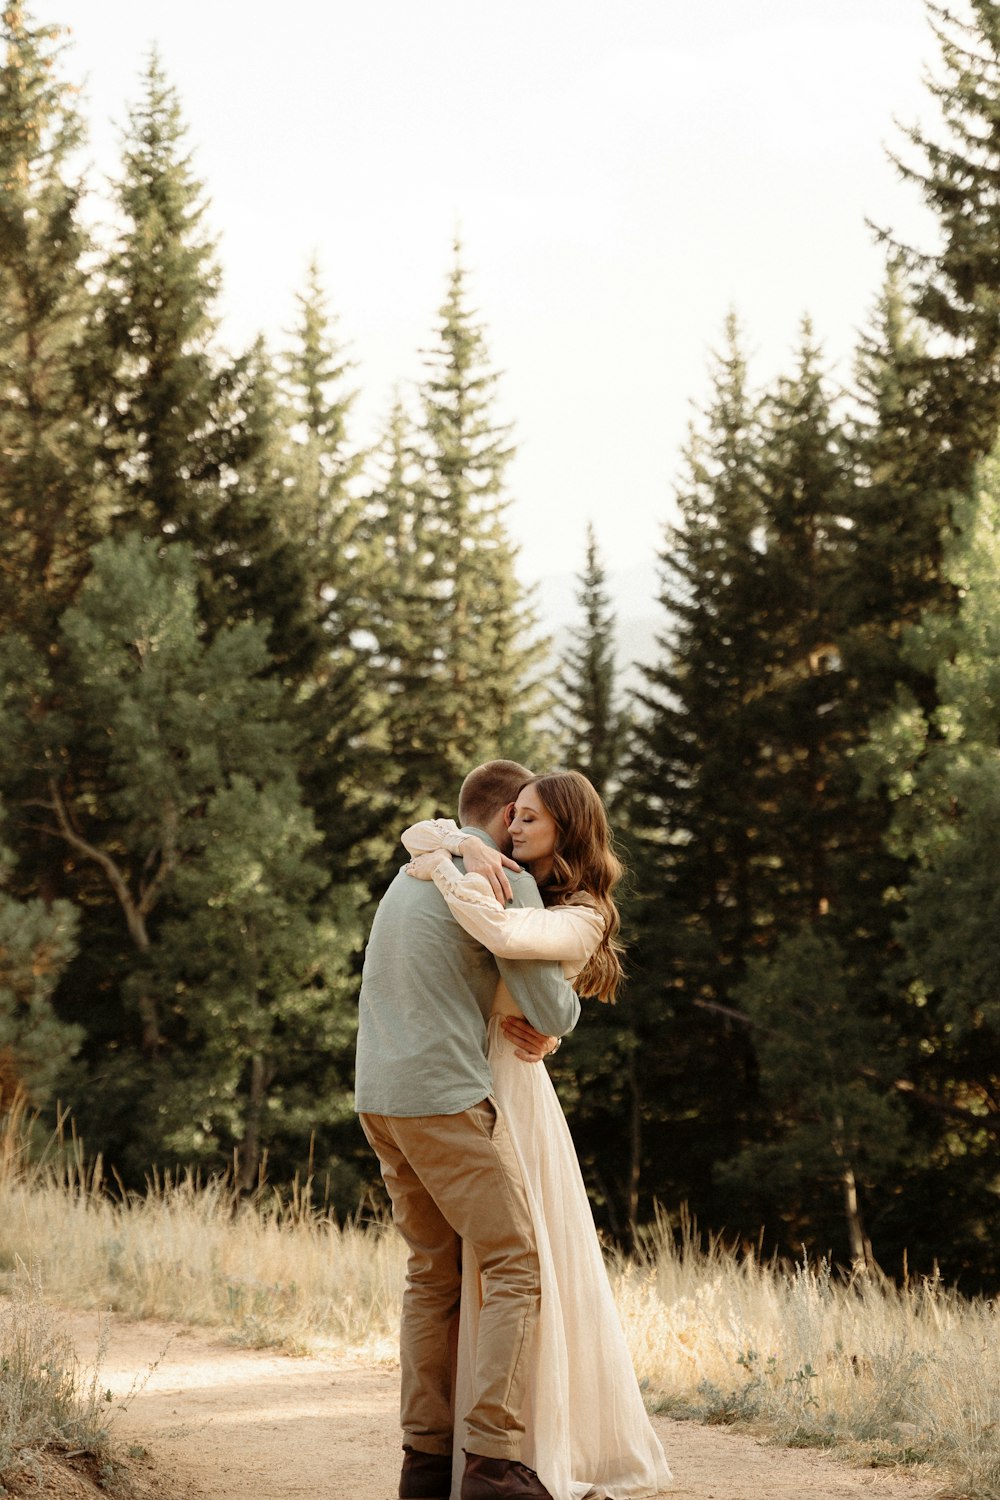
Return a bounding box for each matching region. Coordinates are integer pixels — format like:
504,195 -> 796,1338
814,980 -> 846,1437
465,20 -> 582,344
278,265 -> 389,878
845,264 -> 955,713
89,53 -> 311,664
619,319 -> 917,1261
0,3 -> 100,645
719,928 -> 907,1270
555,524 -> 626,796
858,453 -> 1000,1281
747,323 -> 855,936
137,772 -> 362,1190
711,328 -> 917,1260
616,316 -> 769,1235
210,335 -> 325,674
363,393 -> 497,865
0,801 -> 81,1106
834,267 -> 951,1087
882,2 -> 1000,480
279,258 -> 363,581
3,535 -> 363,1184
90,50 -> 222,543
401,243 -> 547,807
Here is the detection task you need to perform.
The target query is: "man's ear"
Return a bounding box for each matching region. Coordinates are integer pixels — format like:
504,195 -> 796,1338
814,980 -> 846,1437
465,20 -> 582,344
503,801 -> 516,827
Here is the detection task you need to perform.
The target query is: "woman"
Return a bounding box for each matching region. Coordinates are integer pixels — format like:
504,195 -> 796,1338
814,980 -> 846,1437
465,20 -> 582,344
402,771 -> 671,1500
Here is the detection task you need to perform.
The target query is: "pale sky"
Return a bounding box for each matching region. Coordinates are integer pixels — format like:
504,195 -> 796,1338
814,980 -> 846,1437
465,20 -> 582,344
61,1 -> 944,595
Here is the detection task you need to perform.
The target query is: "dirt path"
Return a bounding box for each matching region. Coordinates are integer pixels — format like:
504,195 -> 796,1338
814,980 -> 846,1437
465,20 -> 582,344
63,1311 -> 950,1500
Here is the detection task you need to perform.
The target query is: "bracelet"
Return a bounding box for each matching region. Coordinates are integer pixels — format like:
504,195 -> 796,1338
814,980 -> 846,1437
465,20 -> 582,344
548,1037 -> 562,1056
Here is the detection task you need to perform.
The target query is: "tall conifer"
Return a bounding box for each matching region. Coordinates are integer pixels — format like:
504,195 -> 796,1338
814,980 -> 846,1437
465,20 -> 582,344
279,264 -> 389,877
858,453 -> 1000,1281
280,258 -> 363,576
4,536 -> 361,1183
403,243 -> 546,806
363,399 -> 440,828
556,524 -> 626,796
91,51 -> 222,542
0,3 -> 98,644
90,53 -> 310,662
748,324 -> 853,933
883,2 -> 1000,478
618,317 -> 767,1231
0,800 -> 80,1104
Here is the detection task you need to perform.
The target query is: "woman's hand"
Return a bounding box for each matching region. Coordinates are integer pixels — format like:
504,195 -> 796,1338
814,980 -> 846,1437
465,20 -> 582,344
500,1015 -> 562,1063
458,835 -> 521,905
405,848 -> 452,880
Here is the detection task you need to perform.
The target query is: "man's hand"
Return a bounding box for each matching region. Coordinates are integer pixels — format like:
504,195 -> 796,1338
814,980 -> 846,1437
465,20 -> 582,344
459,835 -> 521,905
500,1015 -> 561,1063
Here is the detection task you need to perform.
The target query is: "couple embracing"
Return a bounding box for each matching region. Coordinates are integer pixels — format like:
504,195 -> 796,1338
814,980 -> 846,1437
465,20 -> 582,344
355,759 -> 672,1500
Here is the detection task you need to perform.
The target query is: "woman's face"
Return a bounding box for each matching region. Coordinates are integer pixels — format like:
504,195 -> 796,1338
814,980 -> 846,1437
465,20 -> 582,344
508,784 -> 558,877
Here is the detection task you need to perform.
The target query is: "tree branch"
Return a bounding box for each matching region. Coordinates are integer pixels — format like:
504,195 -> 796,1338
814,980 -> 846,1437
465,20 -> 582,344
692,998 -> 1000,1134
44,778 -> 150,953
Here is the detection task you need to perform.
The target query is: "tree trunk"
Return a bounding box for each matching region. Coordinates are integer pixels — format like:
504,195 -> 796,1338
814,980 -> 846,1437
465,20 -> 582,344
237,1051 -> 272,1192
841,1163 -> 873,1272
627,1044 -> 642,1252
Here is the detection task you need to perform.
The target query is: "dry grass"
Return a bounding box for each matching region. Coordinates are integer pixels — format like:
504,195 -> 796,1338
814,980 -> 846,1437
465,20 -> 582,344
0,1093 -> 405,1358
0,1263 -> 120,1487
3,1098 -> 999,1496
617,1208 -> 1000,1495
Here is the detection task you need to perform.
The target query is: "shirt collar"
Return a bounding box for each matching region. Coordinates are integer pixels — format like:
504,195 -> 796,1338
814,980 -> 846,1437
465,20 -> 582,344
460,824 -> 498,851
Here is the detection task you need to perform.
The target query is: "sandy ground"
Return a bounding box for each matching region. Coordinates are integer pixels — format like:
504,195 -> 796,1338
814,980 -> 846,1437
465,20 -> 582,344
49,1311 -> 952,1500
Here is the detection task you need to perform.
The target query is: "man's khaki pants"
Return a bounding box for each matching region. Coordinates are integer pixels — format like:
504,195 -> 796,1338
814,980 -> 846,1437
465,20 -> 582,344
360,1100 -> 540,1460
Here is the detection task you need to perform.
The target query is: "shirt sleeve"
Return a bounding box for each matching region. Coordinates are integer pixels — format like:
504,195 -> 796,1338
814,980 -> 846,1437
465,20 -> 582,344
400,818 -> 467,855
493,872 -> 581,1037
430,860 -> 604,967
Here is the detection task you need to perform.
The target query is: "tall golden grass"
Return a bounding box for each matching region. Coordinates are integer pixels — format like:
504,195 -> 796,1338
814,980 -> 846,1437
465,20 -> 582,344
2,1096 -> 999,1497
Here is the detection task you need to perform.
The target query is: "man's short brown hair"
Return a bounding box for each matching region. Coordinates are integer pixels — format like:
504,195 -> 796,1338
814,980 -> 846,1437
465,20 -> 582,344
458,759 -> 533,827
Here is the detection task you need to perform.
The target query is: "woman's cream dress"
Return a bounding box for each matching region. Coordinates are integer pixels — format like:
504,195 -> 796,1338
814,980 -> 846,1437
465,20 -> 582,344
401,823 -> 672,1500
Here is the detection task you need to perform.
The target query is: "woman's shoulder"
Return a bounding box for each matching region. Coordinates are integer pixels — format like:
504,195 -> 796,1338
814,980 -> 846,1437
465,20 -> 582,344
560,892 -> 606,924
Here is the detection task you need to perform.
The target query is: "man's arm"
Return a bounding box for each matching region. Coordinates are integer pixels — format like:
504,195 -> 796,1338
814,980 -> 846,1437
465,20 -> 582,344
501,1014 -> 562,1061
495,871 -> 581,1037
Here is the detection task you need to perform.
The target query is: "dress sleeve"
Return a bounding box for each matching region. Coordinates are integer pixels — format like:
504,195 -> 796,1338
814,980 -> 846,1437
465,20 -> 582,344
400,818 -> 467,856
430,860 -> 604,966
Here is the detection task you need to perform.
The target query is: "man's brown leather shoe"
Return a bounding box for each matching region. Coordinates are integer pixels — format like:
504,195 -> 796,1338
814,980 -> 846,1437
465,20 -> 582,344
399,1445 -> 453,1500
460,1453 -> 553,1500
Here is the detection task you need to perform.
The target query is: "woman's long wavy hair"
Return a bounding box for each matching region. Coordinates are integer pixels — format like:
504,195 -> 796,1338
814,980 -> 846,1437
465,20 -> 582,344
518,770 -> 625,1003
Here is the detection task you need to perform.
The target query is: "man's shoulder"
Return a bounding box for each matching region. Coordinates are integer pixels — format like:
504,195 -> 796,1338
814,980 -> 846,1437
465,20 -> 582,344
507,866 -> 542,909
371,867 -> 439,920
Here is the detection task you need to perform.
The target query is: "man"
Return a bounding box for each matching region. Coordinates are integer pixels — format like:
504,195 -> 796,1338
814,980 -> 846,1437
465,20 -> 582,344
356,760 -> 580,1500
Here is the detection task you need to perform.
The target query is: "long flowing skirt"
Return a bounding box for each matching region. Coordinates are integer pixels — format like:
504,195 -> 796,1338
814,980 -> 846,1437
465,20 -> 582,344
452,1017 -> 672,1499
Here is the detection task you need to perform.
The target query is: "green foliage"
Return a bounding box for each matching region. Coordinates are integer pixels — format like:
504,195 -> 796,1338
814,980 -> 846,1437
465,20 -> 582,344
555,523 -> 627,796
0,806 -> 81,1103
6,0 -> 1000,1283
884,2 -> 1000,477
88,54 -> 314,673
719,928 -> 907,1253
279,256 -> 363,563
2,534 -> 361,1183
278,263 -> 392,882
142,774 -> 362,1185
864,457 -> 1000,1072
619,316 -> 771,1241
0,4 -> 102,643
91,50 -> 223,541
385,242 -> 548,809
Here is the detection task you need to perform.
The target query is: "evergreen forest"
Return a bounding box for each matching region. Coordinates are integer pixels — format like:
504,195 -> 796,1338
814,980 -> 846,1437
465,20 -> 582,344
3,2 -> 1000,1288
